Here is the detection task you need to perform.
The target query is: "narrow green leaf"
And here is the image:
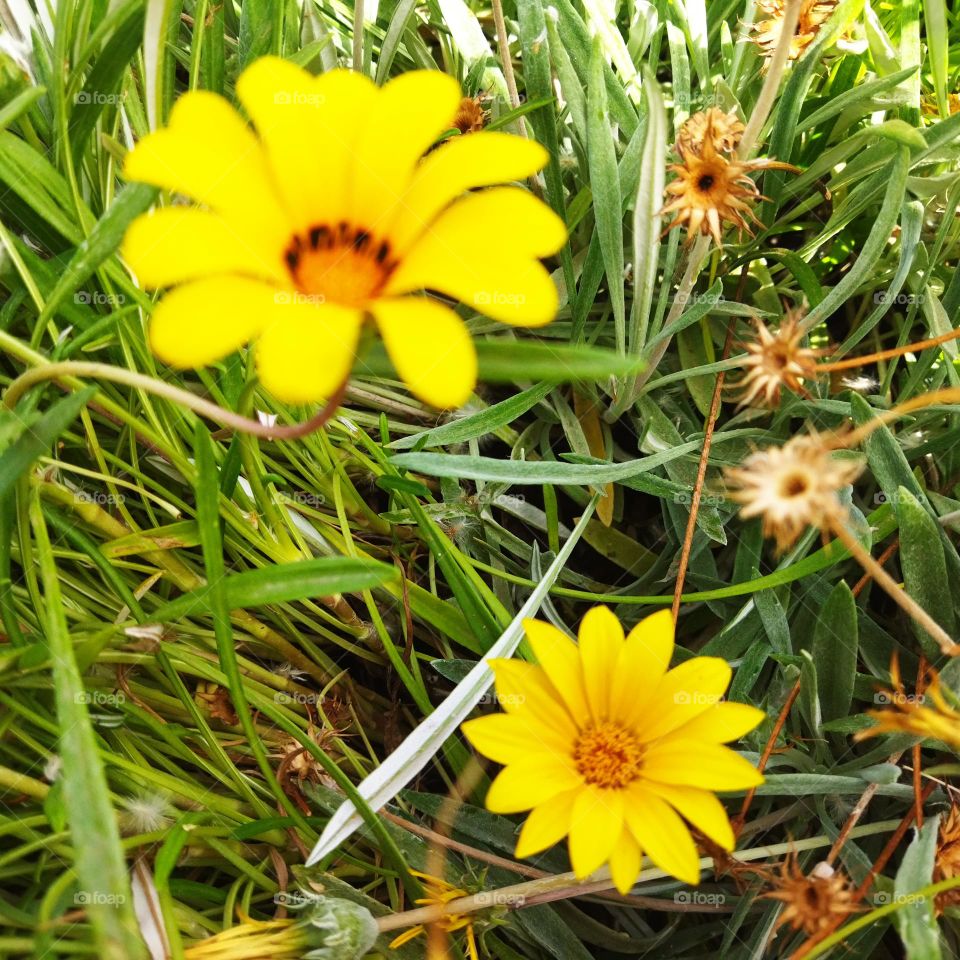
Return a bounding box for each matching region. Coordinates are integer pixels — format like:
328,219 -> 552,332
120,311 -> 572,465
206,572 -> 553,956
813,581 -> 858,723
893,817 -> 941,959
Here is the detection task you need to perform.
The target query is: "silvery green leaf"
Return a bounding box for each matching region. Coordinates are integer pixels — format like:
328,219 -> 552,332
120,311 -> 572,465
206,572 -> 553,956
305,500 -> 599,865
295,896 -> 379,960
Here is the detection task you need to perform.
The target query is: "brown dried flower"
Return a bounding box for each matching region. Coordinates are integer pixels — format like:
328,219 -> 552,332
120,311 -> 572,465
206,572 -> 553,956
453,95 -> 489,134
660,132 -> 797,247
736,311 -> 829,407
676,108 -> 745,157
753,0 -> 838,61
724,433 -> 862,552
765,856 -> 858,936
935,805 -> 960,914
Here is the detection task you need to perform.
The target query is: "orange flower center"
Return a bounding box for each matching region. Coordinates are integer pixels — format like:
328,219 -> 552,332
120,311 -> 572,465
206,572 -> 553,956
284,222 -> 397,308
573,722 -> 644,789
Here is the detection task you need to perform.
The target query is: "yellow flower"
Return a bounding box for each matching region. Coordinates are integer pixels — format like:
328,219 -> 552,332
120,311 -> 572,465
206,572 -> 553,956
388,870 -> 478,960
461,608 -> 765,894
122,58 -> 565,409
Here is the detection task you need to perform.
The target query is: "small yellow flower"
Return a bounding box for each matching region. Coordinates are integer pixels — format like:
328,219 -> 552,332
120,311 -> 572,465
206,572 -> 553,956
122,58 -> 565,409
462,608 -> 765,894
388,870 -> 478,960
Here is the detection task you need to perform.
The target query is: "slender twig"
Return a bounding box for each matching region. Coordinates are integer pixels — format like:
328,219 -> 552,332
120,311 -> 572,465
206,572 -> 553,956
3,361 -> 347,441
672,321 -> 736,618
490,0 -> 524,129
733,678 -> 801,836
374,820 -> 901,934
819,327 -> 960,373
828,518 -> 958,655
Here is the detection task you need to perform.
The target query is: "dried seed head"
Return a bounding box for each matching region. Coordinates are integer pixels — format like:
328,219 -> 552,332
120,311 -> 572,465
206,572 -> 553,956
935,805 -> 960,913
724,433 -> 862,552
676,108 -> 745,157
764,855 -> 858,935
753,0 -> 838,61
453,95 -> 489,135
659,134 -> 797,247
736,311 -> 828,408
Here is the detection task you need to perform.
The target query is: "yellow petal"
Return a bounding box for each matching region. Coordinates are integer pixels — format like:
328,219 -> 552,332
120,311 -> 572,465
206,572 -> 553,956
349,70 -> 461,232
624,786 -> 701,885
613,609 -> 676,727
123,208 -> 286,288
485,758 -> 582,814
461,710 -> 570,765
124,91 -> 289,255
255,302 -> 363,403
608,829 -> 642,894
148,277 -> 277,368
577,606 -> 624,723
568,785 -> 623,878
637,657 -> 732,742
514,788 -> 579,859
488,659 -> 578,739
645,782 -> 736,852
387,133 -> 550,253
386,249 -> 559,328
369,297 -> 475,408
236,59 -> 377,230
642,740 -> 764,792
524,618 -> 591,721
668,702 -> 766,744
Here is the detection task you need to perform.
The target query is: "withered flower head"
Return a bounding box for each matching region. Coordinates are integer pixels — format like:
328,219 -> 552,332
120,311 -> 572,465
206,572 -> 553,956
453,94 -> 489,134
764,856 -> 858,935
935,805 -> 960,914
753,0 -> 838,61
856,660 -> 960,750
736,310 -> 829,407
676,108 -> 745,157
724,433 -> 862,552
659,133 -> 797,247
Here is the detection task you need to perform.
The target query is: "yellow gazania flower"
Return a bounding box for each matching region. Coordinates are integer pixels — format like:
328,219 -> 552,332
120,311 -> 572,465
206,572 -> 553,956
461,607 -> 765,894
121,58 -> 565,408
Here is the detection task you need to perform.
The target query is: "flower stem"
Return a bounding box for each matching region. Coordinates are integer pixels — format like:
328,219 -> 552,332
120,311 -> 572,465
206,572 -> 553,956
737,0 -> 802,159
842,385 -> 960,448
828,518 -> 958,656
2,361 -> 346,441
375,819 -> 902,933
352,0 -> 365,73
819,327 -> 960,373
